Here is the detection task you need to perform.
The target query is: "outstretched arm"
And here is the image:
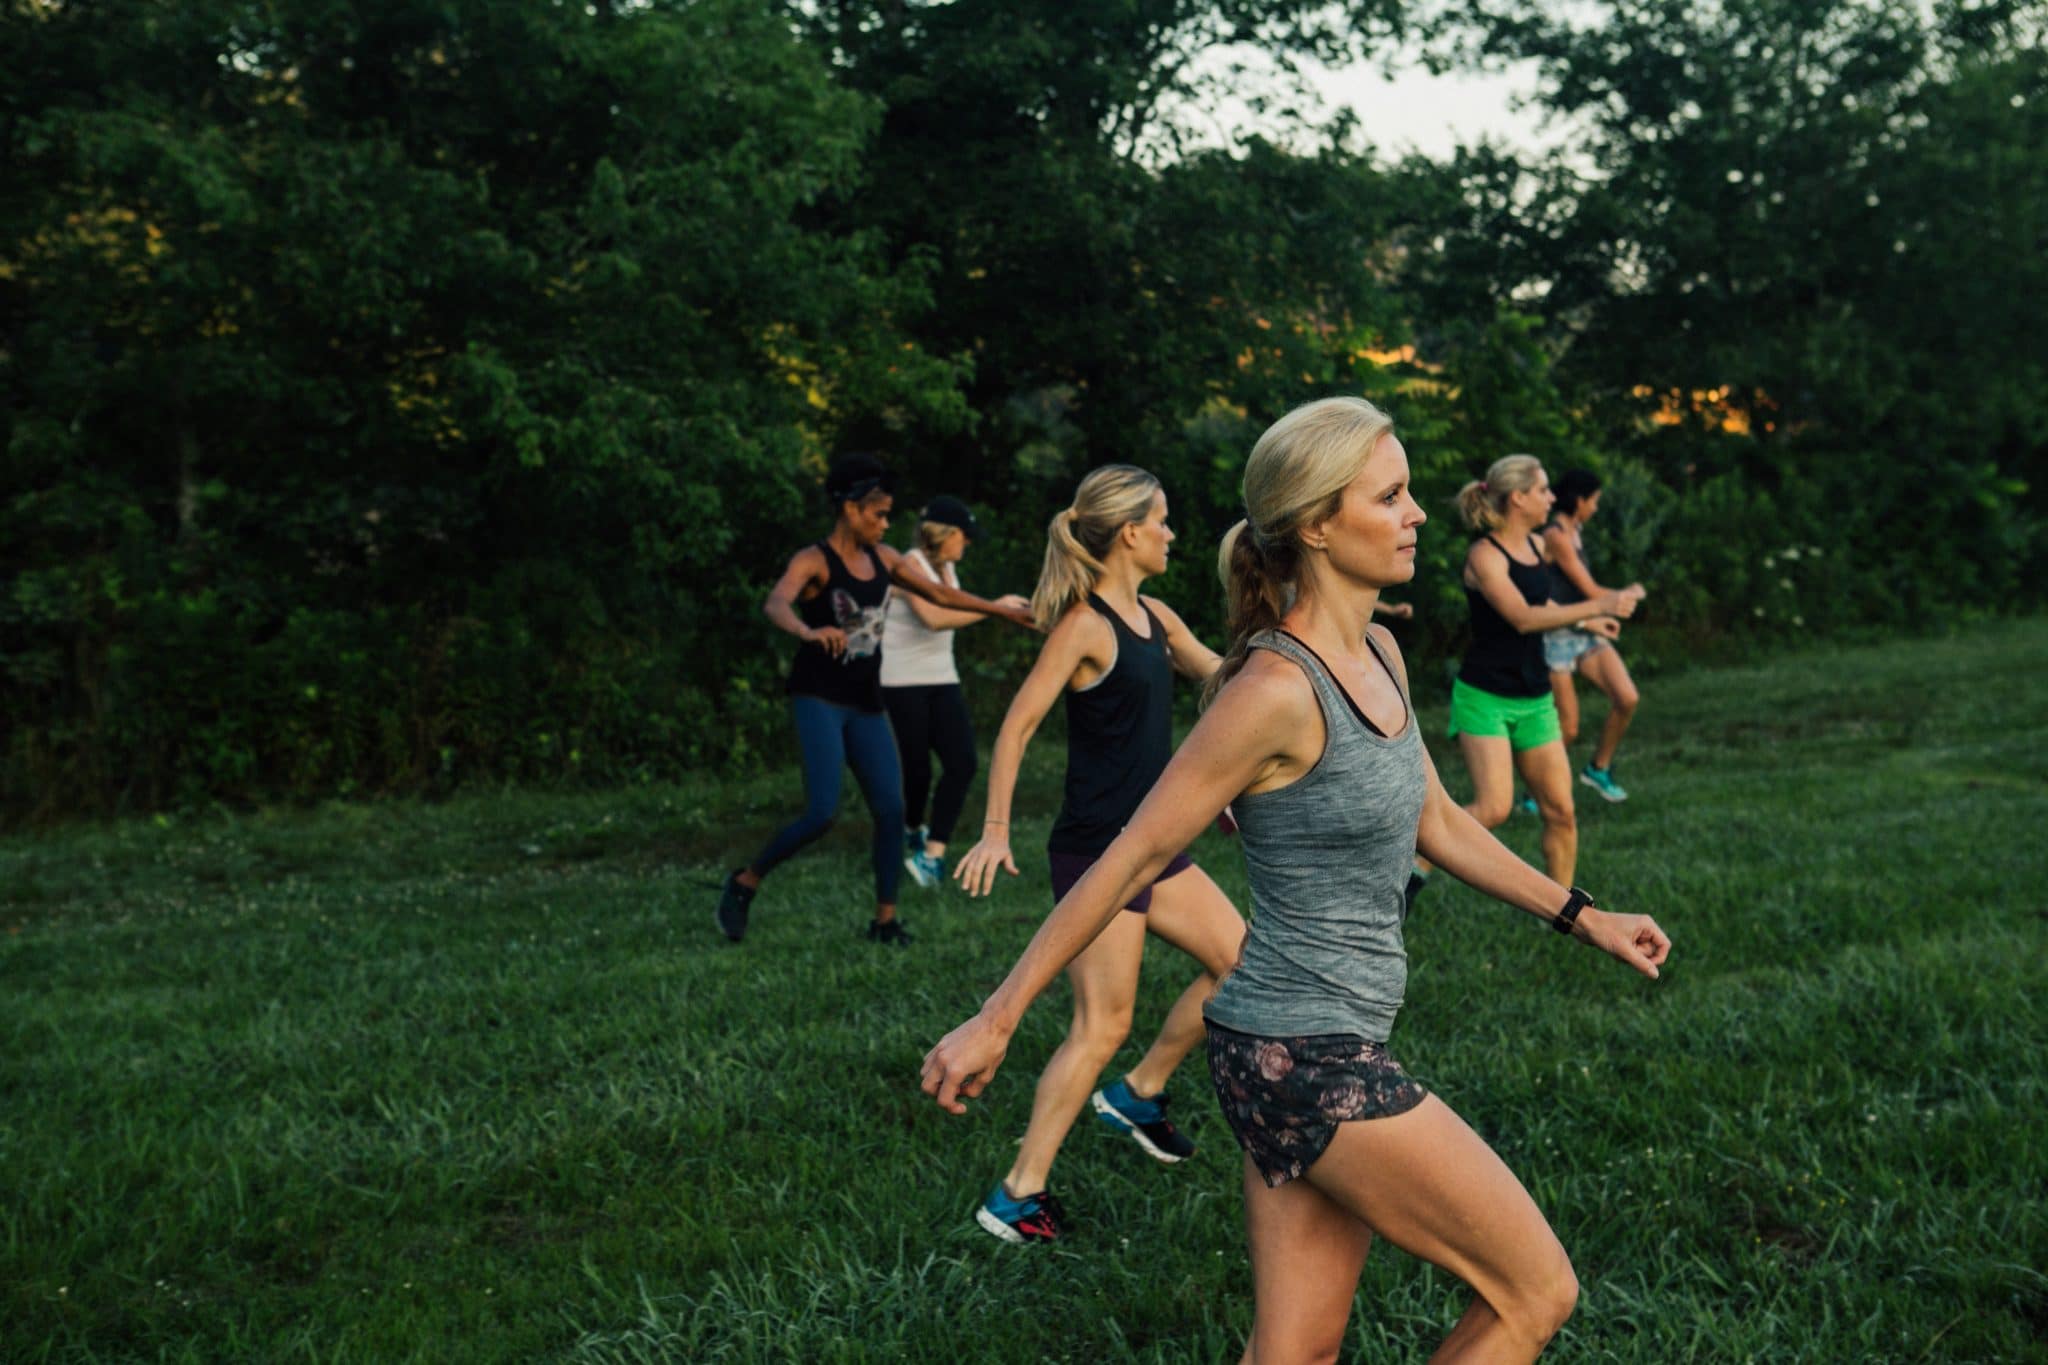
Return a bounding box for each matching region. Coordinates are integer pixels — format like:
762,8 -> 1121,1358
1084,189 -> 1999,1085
1381,629 -> 1669,976
1144,595 -> 1223,680
923,659 -> 1309,1113
952,611 -> 1106,896
879,544 -> 1035,628
894,553 -> 992,630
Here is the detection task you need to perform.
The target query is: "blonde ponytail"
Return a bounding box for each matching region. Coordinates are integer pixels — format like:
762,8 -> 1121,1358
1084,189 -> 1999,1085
1456,453 -> 1544,531
1030,465 -> 1163,630
1204,396 -> 1396,707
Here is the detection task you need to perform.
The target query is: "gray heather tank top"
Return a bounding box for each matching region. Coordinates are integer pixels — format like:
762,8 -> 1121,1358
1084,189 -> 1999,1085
1204,629 -> 1428,1042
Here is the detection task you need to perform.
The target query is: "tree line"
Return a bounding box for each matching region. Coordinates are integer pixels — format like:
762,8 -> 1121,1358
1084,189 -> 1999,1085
3,0 -> 2042,819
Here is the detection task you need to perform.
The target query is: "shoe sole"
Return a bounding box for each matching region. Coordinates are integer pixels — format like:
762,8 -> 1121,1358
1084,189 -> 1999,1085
1090,1090 -> 1189,1164
1578,774 -> 1628,803
902,855 -> 938,890
975,1205 -> 1030,1244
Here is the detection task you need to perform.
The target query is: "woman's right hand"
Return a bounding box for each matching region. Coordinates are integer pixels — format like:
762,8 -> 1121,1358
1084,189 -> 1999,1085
805,625 -> 849,657
921,1009 -> 1014,1114
996,593 -> 1030,611
1599,584 -> 1647,620
953,831 -> 1019,897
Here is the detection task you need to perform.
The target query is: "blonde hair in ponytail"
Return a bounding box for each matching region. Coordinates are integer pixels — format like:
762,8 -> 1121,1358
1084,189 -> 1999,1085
1204,396 -> 1397,706
1455,453 -> 1544,531
1030,464 -> 1164,630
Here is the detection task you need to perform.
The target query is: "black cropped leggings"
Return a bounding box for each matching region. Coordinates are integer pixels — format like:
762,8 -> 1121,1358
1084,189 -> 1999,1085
881,682 -> 977,845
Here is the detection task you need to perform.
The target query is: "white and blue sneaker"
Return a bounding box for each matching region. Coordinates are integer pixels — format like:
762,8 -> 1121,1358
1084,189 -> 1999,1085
904,849 -> 944,890
1090,1078 -> 1195,1162
904,824 -> 929,856
1579,764 -> 1629,803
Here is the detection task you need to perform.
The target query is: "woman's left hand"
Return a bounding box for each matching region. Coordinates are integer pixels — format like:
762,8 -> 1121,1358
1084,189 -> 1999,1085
1585,615 -> 1623,640
1574,907 -> 1671,978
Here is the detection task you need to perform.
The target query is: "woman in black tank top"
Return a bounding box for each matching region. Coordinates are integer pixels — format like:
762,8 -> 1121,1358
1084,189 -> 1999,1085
947,464 -> 1247,1245
712,454 -> 1034,947
1414,455 -> 1642,898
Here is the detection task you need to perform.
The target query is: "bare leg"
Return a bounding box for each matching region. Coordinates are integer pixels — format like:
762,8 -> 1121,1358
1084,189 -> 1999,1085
1417,734 -> 1515,875
1001,909 -> 1146,1196
1576,649 -> 1639,772
1514,741 -> 1577,885
1240,1095 -> 1577,1364
1123,866 -> 1246,1098
1549,669 -> 1580,748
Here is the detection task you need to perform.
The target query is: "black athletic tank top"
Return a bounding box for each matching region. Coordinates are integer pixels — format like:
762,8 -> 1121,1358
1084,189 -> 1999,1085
785,541 -> 892,713
1458,534 -> 1551,698
1544,519 -> 1588,607
1047,594 -> 1175,856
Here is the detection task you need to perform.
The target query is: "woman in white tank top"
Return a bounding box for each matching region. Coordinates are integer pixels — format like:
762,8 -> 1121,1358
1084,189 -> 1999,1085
880,496 -> 1027,890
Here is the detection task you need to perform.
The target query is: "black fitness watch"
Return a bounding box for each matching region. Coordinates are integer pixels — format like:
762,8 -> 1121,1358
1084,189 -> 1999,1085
1552,886 -> 1595,935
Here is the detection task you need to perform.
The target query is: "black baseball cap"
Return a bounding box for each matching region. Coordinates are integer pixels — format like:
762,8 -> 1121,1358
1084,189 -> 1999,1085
825,452 -> 894,507
922,494 -> 986,541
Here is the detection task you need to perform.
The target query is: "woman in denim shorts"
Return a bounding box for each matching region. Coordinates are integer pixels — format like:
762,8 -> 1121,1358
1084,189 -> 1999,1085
1541,469 -> 1643,803
923,398 -> 1672,1362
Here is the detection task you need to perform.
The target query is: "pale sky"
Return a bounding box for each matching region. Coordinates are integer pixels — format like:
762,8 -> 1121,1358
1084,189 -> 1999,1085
1181,46 -> 1571,164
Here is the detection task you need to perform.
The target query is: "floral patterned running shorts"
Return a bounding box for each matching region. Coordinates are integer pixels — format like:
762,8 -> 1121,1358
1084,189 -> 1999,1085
1205,1021 -> 1429,1187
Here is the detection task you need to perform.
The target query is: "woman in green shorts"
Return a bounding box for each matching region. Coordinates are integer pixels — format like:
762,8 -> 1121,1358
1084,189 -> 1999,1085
1437,454 -> 1641,888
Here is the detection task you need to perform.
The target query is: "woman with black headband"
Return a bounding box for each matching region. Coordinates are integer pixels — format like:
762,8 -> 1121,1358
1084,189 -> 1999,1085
714,454 -> 1035,946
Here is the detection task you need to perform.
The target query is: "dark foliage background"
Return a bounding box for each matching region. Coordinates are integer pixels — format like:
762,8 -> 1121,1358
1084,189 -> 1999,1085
4,0 -> 2042,819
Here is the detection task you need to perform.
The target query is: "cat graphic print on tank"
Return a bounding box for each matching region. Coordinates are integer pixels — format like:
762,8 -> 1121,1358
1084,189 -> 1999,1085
787,541 -> 894,713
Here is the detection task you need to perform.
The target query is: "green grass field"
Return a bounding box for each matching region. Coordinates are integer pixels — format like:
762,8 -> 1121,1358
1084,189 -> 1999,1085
6,619 -> 2046,1362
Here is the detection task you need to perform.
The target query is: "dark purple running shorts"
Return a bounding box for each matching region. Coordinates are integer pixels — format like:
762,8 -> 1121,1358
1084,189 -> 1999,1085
1047,848 -> 1195,915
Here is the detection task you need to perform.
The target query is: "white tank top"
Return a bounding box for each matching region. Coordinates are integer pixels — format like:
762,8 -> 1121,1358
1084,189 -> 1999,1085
880,549 -> 961,687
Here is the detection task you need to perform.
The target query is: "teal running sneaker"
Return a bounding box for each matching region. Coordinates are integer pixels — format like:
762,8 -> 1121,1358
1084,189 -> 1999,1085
976,1183 -> 1066,1244
1580,764 -> 1628,803
1091,1078 -> 1195,1162
904,849 -> 943,890
1516,795 -> 1539,816
904,824 -> 928,856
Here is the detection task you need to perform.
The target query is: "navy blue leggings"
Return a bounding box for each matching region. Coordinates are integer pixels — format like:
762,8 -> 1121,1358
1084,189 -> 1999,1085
750,696 -> 905,903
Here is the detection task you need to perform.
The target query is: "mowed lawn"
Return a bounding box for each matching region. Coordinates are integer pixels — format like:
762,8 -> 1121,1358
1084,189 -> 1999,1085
5,619 -> 2046,1363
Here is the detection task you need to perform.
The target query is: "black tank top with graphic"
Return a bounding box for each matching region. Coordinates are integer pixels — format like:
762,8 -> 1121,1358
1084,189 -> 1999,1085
1048,594 -> 1175,857
786,541 -> 892,713
1458,534 -> 1552,699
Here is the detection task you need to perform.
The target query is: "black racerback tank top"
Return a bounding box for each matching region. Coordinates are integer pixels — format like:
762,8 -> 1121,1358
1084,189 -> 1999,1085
1047,594 -> 1175,857
785,540 -> 892,713
1458,534 -> 1552,698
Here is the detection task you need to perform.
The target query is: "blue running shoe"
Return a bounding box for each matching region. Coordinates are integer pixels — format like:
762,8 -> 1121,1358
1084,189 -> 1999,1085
1517,795 -> 1539,816
976,1183 -> 1065,1244
714,870 -> 754,942
904,849 -> 943,890
1091,1078 -> 1195,1163
1579,764 -> 1628,803
904,824 -> 928,856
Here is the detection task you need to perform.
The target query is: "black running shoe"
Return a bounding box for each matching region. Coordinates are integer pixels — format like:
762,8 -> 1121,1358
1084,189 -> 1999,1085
865,917 -> 912,946
976,1184 -> 1066,1244
1091,1080 -> 1196,1162
715,870 -> 754,942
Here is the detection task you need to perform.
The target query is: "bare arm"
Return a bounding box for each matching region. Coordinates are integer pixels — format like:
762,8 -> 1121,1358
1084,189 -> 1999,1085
895,553 -> 987,630
1143,595 -> 1223,680
878,544 -> 1035,628
1467,542 -> 1642,635
761,547 -> 841,655
1381,628 -> 1669,971
923,659 -> 1313,1112
952,611 -> 1111,896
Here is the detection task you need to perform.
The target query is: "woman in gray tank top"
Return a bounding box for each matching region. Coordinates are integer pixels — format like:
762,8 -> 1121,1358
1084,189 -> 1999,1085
922,397 -> 1671,1363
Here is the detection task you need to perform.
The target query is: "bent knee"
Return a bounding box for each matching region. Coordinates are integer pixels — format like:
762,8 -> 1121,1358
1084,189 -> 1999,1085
1613,688 -> 1640,714
1470,799 -> 1512,828
1069,1011 -> 1133,1059
1503,1255 -> 1579,1347
1536,796 -> 1575,828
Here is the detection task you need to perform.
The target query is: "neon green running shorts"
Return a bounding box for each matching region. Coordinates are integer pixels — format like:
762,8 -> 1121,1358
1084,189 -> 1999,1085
1448,679 -> 1562,751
